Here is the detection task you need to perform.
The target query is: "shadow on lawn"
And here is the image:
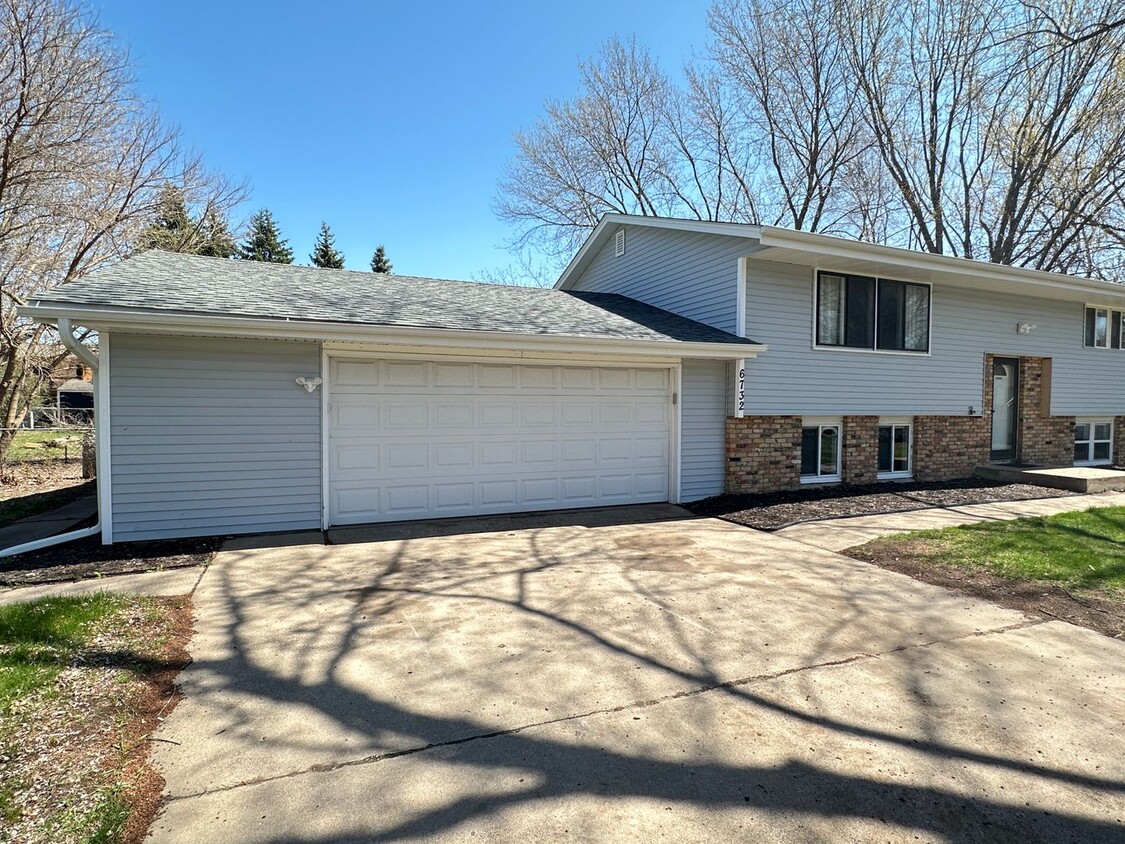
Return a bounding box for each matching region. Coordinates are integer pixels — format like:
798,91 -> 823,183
182,526 -> 1125,844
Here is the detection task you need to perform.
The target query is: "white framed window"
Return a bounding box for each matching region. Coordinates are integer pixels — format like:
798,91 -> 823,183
815,272 -> 930,353
1083,306 -> 1125,349
801,417 -> 842,483
877,418 -> 913,479
1074,418 -> 1113,465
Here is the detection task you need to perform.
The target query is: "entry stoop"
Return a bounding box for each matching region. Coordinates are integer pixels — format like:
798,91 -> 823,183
975,464 -> 1125,493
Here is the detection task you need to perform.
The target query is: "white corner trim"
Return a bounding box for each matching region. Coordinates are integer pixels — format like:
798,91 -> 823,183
96,333 -> 113,544
671,363 -> 683,504
736,257 -> 747,338
320,345 -> 331,531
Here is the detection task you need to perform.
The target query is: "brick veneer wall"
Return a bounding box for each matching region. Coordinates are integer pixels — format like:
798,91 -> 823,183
725,416 -> 801,493
843,416 -> 878,484
1116,417 -> 1125,467
1017,356 -> 1074,465
913,415 -> 990,481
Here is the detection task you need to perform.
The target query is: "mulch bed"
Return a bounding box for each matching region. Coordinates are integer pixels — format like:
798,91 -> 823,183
0,534 -> 222,586
848,539 -> 1124,639
687,478 -> 1076,530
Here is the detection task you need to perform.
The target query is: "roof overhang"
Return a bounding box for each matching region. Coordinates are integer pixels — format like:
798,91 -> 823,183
752,227 -> 1125,305
556,214 -> 764,290
20,303 -> 765,361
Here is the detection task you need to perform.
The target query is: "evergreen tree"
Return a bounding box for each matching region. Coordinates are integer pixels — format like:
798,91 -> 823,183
370,244 -> 392,274
196,207 -> 238,258
137,183 -> 193,252
238,209 -> 294,263
310,222 -> 345,269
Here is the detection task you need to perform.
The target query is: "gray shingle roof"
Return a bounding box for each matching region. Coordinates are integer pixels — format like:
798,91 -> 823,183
30,251 -> 758,347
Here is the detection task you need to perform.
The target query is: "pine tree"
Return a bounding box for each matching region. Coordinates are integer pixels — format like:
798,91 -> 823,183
137,183 -> 193,252
196,207 -> 237,258
239,209 -> 294,263
370,245 -> 392,274
310,222 -> 345,269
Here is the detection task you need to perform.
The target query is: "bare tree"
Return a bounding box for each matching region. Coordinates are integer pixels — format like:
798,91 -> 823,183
707,0 -> 866,233
0,0 -> 245,459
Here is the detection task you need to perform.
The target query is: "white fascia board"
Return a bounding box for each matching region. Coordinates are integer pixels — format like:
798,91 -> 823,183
555,214 -> 764,290
756,227 -> 1125,303
22,305 -> 765,361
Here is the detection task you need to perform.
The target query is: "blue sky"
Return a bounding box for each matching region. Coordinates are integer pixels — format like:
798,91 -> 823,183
94,1 -> 713,281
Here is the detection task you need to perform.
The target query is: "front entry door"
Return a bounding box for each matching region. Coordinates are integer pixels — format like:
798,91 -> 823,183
990,357 -> 1019,462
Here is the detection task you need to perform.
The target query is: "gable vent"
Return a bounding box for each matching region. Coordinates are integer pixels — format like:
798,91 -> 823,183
615,228 -> 626,257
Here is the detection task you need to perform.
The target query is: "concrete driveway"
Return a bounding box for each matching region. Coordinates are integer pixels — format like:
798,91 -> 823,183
148,506 -> 1125,843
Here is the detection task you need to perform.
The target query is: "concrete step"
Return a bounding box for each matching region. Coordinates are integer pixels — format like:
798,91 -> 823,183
975,464 -> 1125,493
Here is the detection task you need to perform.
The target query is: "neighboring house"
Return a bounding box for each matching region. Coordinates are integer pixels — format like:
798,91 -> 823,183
19,215 -> 1125,544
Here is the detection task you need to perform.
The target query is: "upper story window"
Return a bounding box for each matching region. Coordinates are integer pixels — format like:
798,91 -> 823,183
1083,306 -> 1124,349
816,272 -> 930,353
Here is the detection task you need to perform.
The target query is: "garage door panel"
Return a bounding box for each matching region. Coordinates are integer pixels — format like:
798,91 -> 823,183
328,358 -> 672,525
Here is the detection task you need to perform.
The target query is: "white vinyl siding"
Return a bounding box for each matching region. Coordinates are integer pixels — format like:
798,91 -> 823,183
567,224 -> 747,334
109,334 -> 323,541
680,359 -> 729,501
745,259 -> 1125,417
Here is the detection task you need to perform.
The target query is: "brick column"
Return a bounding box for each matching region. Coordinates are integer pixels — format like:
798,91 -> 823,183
842,416 -> 878,484
914,416 -> 990,481
1115,417 -> 1125,467
1017,356 -> 1073,465
725,416 -> 801,494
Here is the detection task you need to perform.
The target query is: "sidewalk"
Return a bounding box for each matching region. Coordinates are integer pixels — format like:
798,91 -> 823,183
0,566 -> 203,605
0,490 -> 97,549
774,490 -> 1125,551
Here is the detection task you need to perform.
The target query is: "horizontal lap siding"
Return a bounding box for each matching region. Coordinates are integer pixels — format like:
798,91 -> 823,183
680,359 -> 729,501
109,334 -> 322,541
744,260 -> 1125,416
568,225 -> 747,334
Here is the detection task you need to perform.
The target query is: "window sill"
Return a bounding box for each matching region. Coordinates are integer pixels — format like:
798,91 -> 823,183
812,344 -> 931,358
1074,460 -> 1113,467
877,471 -> 914,481
801,475 -> 841,485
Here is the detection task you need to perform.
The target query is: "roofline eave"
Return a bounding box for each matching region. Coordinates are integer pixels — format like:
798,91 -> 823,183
19,303 -> 765,361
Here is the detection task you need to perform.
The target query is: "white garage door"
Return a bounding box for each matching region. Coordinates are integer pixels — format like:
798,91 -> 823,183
327,357 -> 672,525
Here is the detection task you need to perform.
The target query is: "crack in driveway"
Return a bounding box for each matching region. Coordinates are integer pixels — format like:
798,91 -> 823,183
165,616 -> 1047,802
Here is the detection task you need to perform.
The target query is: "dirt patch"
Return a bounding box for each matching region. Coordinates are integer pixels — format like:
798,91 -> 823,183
0,460 -> 85,499
688,478 -> 1075,530
120,596 -> 194,844
0,534 -> 221,586
1,595 -> 194,844
848,539 -> 1123,639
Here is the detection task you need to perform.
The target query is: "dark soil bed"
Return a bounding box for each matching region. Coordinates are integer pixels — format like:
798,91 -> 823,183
848,539 -> 1123,639
687,478 -> 1076,530
0,533 -> 221,586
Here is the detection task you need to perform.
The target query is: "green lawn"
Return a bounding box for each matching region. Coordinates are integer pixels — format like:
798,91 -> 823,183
868,506 -> 1125,595
7,430 -> 85,463
0,594 -> 174,842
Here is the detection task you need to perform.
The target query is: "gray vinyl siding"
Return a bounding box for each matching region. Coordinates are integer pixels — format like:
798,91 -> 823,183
744,260 -> 1125,416
567,225 -> 750,334
109,334 -> 322,541
680,359 -> 729,501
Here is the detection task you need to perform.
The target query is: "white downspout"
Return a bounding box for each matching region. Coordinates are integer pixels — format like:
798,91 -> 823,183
0,318 -> 101,558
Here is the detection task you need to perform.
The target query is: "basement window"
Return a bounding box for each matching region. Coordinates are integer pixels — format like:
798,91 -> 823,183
801,418 -> 841,483
877,419 -> 913,479
1074,419 -> 1113,466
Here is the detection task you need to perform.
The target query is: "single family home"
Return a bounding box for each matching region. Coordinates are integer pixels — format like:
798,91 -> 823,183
21,215 -> 1125,544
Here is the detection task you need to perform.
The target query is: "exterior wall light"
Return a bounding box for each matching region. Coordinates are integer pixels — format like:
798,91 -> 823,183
295,377 -> 322,393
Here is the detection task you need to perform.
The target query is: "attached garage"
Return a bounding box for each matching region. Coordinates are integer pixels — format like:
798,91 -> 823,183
21,251 -> 763,544
327,356 -> 673,524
